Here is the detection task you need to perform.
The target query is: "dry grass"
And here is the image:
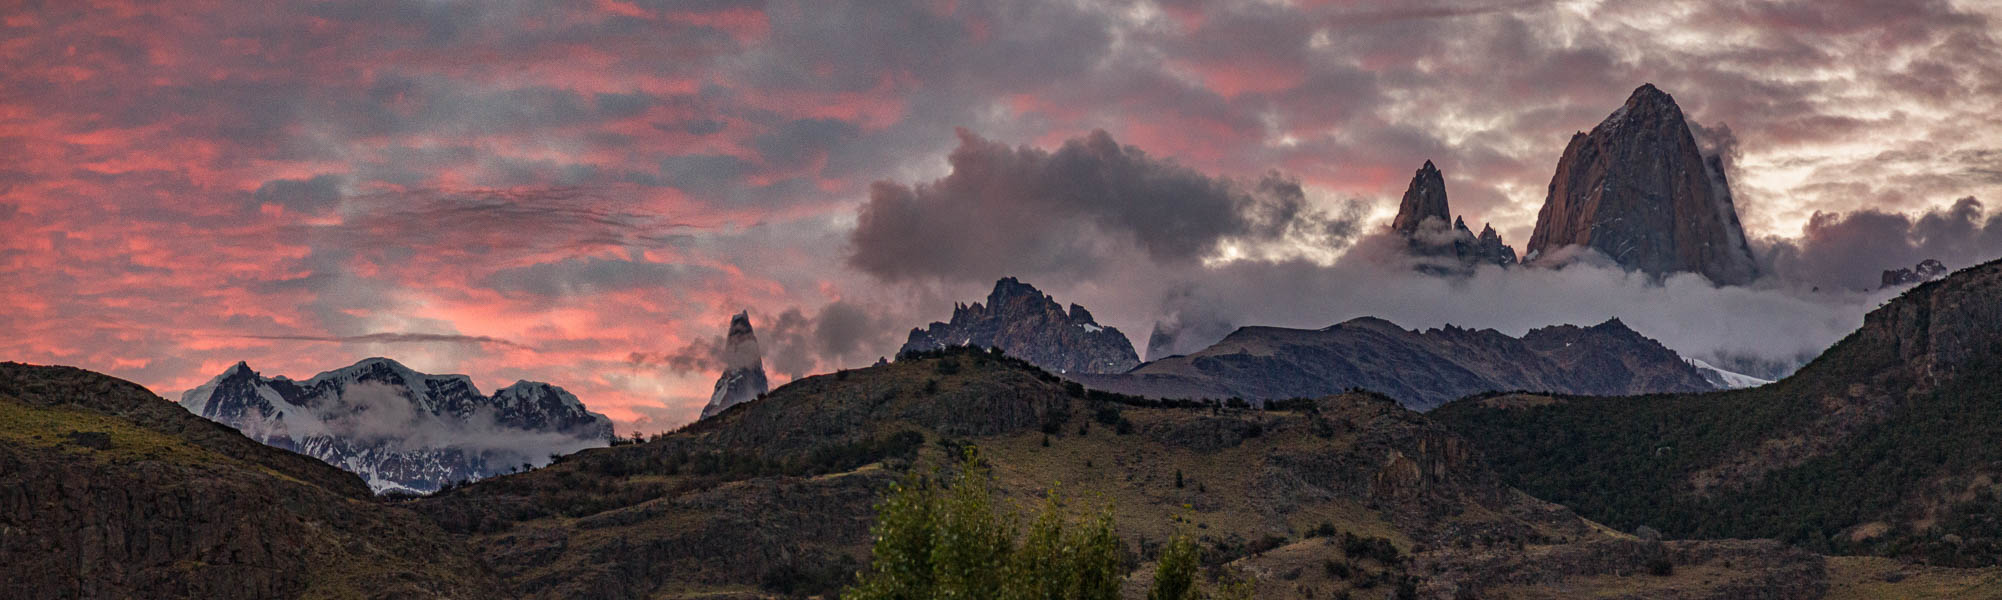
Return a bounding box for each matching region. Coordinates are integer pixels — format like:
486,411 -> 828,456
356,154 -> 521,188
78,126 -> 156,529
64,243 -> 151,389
1825,556 -> 2002,600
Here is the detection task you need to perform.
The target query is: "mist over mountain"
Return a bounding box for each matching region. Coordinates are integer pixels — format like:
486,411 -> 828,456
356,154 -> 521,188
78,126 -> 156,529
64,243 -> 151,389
179,357 -> 611,493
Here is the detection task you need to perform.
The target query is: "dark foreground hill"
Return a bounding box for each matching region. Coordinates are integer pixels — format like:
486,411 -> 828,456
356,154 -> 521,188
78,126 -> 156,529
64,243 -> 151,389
408,347 -> 1841,599
1073,316 -> 1714,411
1435,257 -> 2002,568
11,349 -> 2001,598
0,362 -> 502,599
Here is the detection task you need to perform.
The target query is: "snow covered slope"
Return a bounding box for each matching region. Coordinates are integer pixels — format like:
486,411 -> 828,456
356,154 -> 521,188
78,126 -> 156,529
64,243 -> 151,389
180,357 -> 612,493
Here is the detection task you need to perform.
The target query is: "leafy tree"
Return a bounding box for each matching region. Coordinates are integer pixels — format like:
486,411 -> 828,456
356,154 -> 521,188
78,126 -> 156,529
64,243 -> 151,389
849,448 -> 1237,600
1148,532 -> 1200,600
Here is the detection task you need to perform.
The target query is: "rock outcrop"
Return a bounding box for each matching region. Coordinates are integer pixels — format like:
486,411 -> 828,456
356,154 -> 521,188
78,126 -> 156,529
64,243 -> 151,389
1391,160 -> 1451,234
1880,258 -> 1947,289
900,277 -> 1140,374
1072,316 -> 1715,411
699,311 -> 771,420
179,357 -> 612,493
1526,84 -> 1760,285
1390,160 -> 1518,272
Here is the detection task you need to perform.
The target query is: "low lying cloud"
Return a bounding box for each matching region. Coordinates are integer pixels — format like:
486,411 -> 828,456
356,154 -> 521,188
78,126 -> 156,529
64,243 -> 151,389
240,382 -> 605,489
629,300 -> 899,382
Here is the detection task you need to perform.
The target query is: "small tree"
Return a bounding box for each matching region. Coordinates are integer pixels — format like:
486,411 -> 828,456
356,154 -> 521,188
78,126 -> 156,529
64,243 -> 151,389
1149,533 -> 1200,600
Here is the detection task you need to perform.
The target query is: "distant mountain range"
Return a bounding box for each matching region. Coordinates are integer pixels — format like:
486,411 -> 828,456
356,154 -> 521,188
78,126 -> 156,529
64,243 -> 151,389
178,357 -> 611,493
1074,316 -> 1717,411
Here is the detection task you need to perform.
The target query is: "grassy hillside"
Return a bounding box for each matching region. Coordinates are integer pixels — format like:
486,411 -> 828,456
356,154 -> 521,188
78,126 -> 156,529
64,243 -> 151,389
415,347 -> 1833,599
0,362 -> 505,599
1434,259 -> 2002,568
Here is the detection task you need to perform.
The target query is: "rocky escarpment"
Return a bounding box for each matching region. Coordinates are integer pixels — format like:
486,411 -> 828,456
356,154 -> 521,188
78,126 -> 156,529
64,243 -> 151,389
699,311 -> 771,420
1073,316 -> 1715,411
1391,160 -> 1518,272
180,357 -> 612,493
1527,84 -> 1760,285
900,277 -> 1140,374
0,362 -> 500,599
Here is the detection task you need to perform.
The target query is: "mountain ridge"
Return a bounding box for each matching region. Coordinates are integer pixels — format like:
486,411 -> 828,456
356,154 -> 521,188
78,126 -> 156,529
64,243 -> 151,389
1072,315 -> 1716,411
179,356 -> 612,493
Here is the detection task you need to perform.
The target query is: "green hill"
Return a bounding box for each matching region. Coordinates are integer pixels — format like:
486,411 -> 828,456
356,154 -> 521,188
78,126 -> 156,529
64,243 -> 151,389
1434,258 -> 2002,567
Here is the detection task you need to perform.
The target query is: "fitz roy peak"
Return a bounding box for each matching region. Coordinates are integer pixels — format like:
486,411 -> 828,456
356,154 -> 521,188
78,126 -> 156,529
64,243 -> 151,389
699,311 -> 771,420
1527,84 -> 1759,285
901,277 -> 1140,374
179,357 -> 612,493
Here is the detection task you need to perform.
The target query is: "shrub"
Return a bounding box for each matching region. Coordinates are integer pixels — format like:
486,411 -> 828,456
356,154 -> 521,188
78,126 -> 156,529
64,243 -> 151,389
1647,557 -> 1674,576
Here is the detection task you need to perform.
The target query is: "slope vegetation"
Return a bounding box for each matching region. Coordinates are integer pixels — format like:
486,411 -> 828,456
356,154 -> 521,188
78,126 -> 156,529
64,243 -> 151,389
1435,258 -> 2002,567
0,362 -> 502,599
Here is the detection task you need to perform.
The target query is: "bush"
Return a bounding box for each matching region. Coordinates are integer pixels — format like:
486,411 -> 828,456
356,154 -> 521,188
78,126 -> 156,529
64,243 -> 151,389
1647,557 -> 1674,576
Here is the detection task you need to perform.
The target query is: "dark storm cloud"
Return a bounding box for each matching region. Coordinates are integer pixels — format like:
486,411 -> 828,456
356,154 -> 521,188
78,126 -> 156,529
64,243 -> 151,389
848,129 -> 1366,283
1763,197 -> 2002,291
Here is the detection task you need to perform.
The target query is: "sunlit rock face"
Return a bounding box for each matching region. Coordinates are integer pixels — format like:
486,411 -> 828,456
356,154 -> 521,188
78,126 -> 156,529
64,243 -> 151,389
1527,84 -> 1760,286
179,357 -> 612,493
700,311 -> 771,420
900,277 -> 1140,374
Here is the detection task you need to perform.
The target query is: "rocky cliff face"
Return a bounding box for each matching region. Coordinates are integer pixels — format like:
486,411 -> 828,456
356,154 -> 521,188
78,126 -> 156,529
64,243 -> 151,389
0,362 -> 501,599
1526,84 -> 1760,285
1073,316 -> 1714,411
1391,161 -> 1518,272
179,357 -> 612,493
900,277 -> 1140,374
1391,160 -> 1451,234
699,311 -> 771,420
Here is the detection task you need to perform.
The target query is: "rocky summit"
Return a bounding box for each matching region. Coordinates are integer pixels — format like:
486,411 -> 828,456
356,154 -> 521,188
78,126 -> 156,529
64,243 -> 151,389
1389,160 -> 1518,272
1881,258 -> 1948,289
699,311 -> 771,420
1526,84 -> 1760,285
1390,160 -> 1451,235
1072,316 -> 1715,411
901,277 -> 1140,374
179,357 -> 612,493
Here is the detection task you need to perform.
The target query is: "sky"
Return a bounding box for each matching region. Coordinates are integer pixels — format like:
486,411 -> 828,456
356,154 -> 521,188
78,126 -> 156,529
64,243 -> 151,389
4,0 -> 2001,433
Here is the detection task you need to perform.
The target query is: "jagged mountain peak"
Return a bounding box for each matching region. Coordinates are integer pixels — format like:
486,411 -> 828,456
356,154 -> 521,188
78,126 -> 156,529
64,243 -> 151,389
1528,83 -> 1759,285
1391,159 -> 1450,234
701,309 -> 771,420
1390,160 -> 1518,271
177,358 -> 612,493
901,277 -> 1138,374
